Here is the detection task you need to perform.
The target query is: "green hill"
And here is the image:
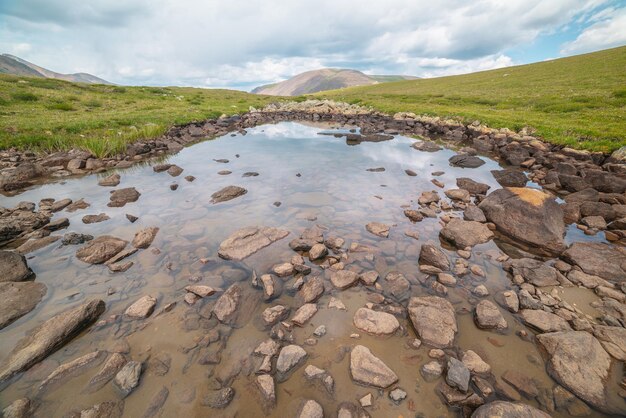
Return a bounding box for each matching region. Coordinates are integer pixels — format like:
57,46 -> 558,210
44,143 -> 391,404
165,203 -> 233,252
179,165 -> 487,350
318,46 -> 626,152
0,75 -> 278,156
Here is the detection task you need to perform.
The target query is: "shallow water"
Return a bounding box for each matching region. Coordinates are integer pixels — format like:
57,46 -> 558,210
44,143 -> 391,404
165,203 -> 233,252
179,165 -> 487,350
0,122 -> 623,417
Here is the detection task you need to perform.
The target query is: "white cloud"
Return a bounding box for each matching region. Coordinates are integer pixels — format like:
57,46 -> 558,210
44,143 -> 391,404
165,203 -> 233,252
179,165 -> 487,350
561,7 -> 626,54
0,0 -> 619,88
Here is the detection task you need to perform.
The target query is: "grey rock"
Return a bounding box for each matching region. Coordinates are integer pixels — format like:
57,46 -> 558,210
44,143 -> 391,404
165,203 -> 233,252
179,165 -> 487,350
210,185 -> 247,203
446,357 -> 470,392
0,281 -> 46,329
0,250 -> 34,282
113,361 -> 142,398
76,236 -> 127,264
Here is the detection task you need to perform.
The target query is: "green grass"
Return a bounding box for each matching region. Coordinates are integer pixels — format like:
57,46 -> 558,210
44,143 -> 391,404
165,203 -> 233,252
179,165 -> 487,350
318,46 -> 626,153
0,76 -> 281,156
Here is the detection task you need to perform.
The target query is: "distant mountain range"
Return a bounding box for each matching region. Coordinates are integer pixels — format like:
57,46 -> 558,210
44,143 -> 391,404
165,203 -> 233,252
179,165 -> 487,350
0,54 -> 112,84
251,68 -> 417,96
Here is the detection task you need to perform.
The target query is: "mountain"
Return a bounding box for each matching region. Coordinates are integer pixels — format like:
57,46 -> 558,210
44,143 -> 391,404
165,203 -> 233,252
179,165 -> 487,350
251,68 -> 416,96
0,54 -> 112,84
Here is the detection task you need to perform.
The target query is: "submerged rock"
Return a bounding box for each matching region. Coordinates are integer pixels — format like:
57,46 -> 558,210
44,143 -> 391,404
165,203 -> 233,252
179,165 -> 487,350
132,226 -> 159,249
0,299 -> 105,384
471,401 -> 550,417
218,226 -> 289,260
212,284 -> 242,323
108,187 -> 140,207
419,244 -> 450,271
366,222 -> 390,238
350,345 -> 398,388
38,350 -> 106,393
0,282 -> 47,330
114,361 -> 142,398
408,296 -> 457,348
479,187 -> 565,253
440,219 -> 493,248
504,258 -> 561,287
210,185 -> 247,203
449,154 -> 485,168
76,236 -> 127,264
296,400 -> 323,418
124,295 -> 157,319
0,250 -> 34,282
276,345 -> 307,375
353,308 -> 400,336
330,270 -> 359,289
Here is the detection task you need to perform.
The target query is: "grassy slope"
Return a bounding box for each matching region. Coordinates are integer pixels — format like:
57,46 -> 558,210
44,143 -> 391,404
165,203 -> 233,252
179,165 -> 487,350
0,75 -> 279,156
318,46 -> 626,152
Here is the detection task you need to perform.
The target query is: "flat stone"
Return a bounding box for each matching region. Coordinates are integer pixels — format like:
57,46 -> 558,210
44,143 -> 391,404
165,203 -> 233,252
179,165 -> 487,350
536,331 -> 611,411
350,345 -> 398,388
210,185 -> 247,203
0,299 -> 105,384
471,401 -> 551,418
296,400 -> 323,418
457,178 -> 490,195
276,345 -> 307,374
0,251 -> 34,282
61,232 -> 93,245
218,226 -> 289,260
491,170 -> 528,187
592,325 -> 626,360
0,282 -> 47,330
366,222 -> 390,238
330,270 -> 359,289
167,165 -> 183,176
408,296 -> 457,348
142,386 -> 169,418
475,300 -> 508,330
185,285 -> 216,298
108,187 -> 140,207
72,401 -> 123,418
449,154 -> 485,168
125,295 -> 157,319
16,236 -> 60,254
353,308 -> 400,336
114,361 -> 142,398
76,235 -> 127,264
505,258 -> 560,287
212,284 -> 242,323
462,350 -> 491,374
419,244 -> 450,271
520,309 -> 571,333
464,205 -> 487,222
262,305 -> 289,326
38,350 -> 106,393
83,352 -> 126,394
440,218 -> 494,248
1,398 -> 31,418
445,189 -> 471,202
299,276 -> 324,303
132,226 -> 159,249
98,173 -> 120,187
292,303 -> 318,326
562,242 -> 626,283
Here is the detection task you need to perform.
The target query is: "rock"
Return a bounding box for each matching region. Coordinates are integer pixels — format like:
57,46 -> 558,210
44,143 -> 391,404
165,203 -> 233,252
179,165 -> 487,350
562,242 -> 626,283
404,209 -> 423,222
218,226 -> 289,260
125,295 -> 157,319
412,140 -> 442,152
296,400 -> 323,418
76,235 -> 127,264
273,262 -> 294,277
299,276 -> 324,303
256,374 -> 276,407
61,232 -> 93,245
108,187 -> 140,207
472,285 -> 489,297
421,361 -> 444,379
474,300 -> 508,330
419,190 -> 440,205
582,215 -> 606,230
449,154 -> 485,168
260,274 -> 280,300
212,284 -> 242,323
471,401 -> 551,418
536,331 -> 611,410
126,214 -> 138,223
350,345 -> 398,388
464,205 -> 487,222
446,357 -> 470,392
184,285 -> 216,298
330,270 -> 359,289
132,227 -> 159,249
39,350 -> 106,393
0,282 -> 47,329
142,386 -> 169,418
419,244 -> 450,271
445,189 -> 471,202
502,370 -> 539,398
0,162 -> 43,191
592,325 -> 626,360
84,352 -> 126,393
210,185 -> 247,203
366,167 -> 385,172
262,305 -> 289,326
113,361 -> 142,398
491,170 -> 528,187
153,164 -> 172,172
505,258 -> 560,287
0,299 -> 105,384
408,296 -> 457,348
405,169 -> 417,176
440,219 -> 494,248
292,303 -> 318,326
497,290 -> 520,312
0,251 -> 34,282
366,222 -> 390,238
308,243 -> 328,260
202,387 -> 234,409
276,345 -> 307,374
479,188 -> 565,253
359,270 -> 379,286
1,398 -> 31,418
16,235 -> 60,254
457,178 -> 490,195
98,173 -> 120,187
389,388 -> 407,403
520,310 -> 571,333
166,164 -> 183,176
462,350 -> 491,374
353,308 -> 400,335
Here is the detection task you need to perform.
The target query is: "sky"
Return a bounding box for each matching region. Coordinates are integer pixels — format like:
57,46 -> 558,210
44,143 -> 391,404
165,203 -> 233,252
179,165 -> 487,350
1,0 -> 625,91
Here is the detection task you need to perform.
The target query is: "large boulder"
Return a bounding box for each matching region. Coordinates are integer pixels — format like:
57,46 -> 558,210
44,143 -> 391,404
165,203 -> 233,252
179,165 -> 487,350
0,251 -> 34,282
218,226 -> 289,260
536,331 -> 611,412
471,401 -> 550,418
562,242 -> 626,283
440,219 -> 493,248
349,345 -> 398,388
408,296 -> 457,348
0,282 -> 47,329
0,299 -> 105,384
479,188 -> 565,253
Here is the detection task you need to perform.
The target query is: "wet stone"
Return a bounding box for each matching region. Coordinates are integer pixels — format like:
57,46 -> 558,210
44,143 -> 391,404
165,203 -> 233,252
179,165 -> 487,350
202,387 -> 235,409
475,300 -> 508,330
0,282 -> 47,329
308,243 -> 328,260
76,235 -> 127,264
263,305 -> 289,326
366,222 -> 391,238
62,232 -> 93,245
330,270 -> 359,289
124,295 -> 157,319
210,185 -> 247,203
446,357 -> 470,392
218,226 -> 289,260
0,250 -> 34,282
292,303 -> 318,326
408,296 -> 457,348
296,400 -> 323,418
276,345 -> 307,375
108,187 -> 140,207
299,276 -> 324,303
98,173 -> 120,187
353,307 -> 400,336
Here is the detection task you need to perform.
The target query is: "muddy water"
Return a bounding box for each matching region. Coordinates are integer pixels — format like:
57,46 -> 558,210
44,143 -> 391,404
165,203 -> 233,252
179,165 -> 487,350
0,122 -> 622,417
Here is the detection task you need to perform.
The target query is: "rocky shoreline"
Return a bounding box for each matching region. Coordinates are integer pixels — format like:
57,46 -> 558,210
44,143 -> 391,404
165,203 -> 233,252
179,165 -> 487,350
0,100 -> 625,417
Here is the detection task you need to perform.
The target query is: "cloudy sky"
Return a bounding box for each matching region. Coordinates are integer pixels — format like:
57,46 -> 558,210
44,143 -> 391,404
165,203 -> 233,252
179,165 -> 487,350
1,0 -> 625,90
